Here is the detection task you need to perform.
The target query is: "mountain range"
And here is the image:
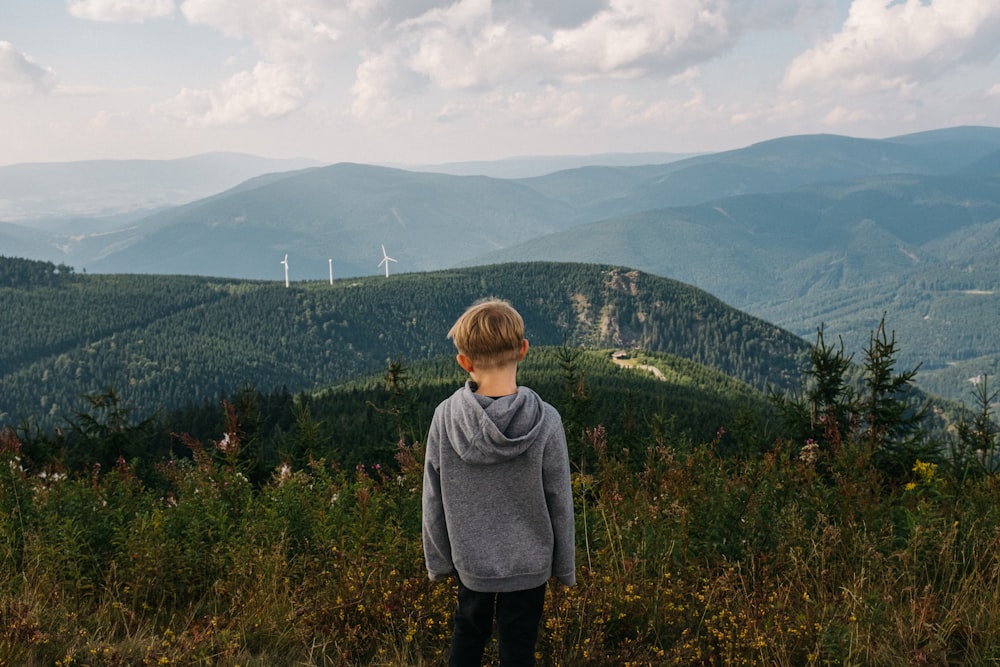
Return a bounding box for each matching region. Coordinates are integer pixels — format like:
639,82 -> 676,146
3,126 -> 1000,403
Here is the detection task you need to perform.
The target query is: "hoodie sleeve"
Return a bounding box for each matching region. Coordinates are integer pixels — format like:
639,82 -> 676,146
421,408 -> 455,580
542,408 -> 577,586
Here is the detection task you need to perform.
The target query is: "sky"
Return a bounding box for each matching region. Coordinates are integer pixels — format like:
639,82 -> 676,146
2,0 -> 1000,167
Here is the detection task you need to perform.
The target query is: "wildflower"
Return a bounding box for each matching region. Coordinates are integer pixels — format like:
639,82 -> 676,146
799,439 -> 820,465
279,462 -> 292,480
912,459 -> 937,482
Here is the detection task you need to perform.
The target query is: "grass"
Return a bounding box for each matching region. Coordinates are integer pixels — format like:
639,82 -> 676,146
3,413 -> 1000,666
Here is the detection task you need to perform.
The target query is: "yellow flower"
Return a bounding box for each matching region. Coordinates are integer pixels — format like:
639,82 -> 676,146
912,459 -> 937,482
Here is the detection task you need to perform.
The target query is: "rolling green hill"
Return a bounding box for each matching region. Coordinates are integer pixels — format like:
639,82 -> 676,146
0,258 -> 807,434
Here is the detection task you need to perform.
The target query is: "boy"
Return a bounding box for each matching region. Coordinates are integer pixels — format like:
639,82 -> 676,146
422,298 -> 576,666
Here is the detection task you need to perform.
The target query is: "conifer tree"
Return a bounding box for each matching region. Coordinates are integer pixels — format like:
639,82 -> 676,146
863,316 -> 935,479
953,375 -> 999,478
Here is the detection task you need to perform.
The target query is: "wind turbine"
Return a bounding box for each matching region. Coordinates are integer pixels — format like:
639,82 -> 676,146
280,254 -> 289,288
378,244 -> 397,278
328,258 -> 333,285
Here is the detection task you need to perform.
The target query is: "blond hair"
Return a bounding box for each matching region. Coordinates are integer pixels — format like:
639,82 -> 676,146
448,298 -> 525,369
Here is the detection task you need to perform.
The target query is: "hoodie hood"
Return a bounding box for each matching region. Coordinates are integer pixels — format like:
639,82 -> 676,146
443,382 -> 549,465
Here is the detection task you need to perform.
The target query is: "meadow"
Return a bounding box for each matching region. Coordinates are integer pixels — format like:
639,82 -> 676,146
4,401 -> 1000,665
3,326 -> 1000,665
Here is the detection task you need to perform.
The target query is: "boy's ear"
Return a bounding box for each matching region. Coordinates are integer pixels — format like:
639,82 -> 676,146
518,339 -> 529,361
456,353 -> 475,373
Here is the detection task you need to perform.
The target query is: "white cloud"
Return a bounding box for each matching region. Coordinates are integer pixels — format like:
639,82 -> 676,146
783,0 -> 1000,94
153,61 -> 315,125
134,0 -> 822,138
499,86 -> 585,128
89,109 -> 133,130
405,13 -> 546,90
349,0 -> 775,128
152,1 -> 359,125
68,0 -> 176,22
179,0 -> 348,57
151,0 -> 995,148
822,104 -> 874,125
395,0 -> 751,92
0,41 -> 56,98
608,93 -> 682,126
548,0 -> 736,78
351,49 -> 420,122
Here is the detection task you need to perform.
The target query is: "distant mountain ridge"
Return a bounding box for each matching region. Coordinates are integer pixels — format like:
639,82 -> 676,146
471,134 -> 1000,400
0,152 -> 322,223
7,127 -> 1000,278
77,162 -> 584,278
395,151 -> 700,178
3,126 -> 1000,402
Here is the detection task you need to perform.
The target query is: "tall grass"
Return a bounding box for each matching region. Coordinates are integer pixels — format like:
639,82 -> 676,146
3,412 -> 1000,665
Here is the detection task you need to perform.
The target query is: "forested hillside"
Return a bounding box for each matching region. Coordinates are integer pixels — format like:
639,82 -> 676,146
0,257 -> 807,433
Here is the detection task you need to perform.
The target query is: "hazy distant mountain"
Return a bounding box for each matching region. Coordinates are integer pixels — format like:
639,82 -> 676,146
470,135 -> 1000,400
0,221 -> 60,261
0,152 -> 322,222
5,126 -> 1000,402
80,163 -> 582,278
478,168 -> 1000,296
40,126 -> 1000,278
396,151 -> 700,178
515,127 -> 1000,219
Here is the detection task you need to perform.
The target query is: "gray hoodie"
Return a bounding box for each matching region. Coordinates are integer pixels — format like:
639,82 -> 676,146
422,382 -> 576,592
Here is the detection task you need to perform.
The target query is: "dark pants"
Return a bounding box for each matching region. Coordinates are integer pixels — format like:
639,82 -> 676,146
449,580 -> 547,667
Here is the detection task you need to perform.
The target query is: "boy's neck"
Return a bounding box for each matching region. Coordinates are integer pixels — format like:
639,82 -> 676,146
457,339 -> 528,398
469,365 -> 518,397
